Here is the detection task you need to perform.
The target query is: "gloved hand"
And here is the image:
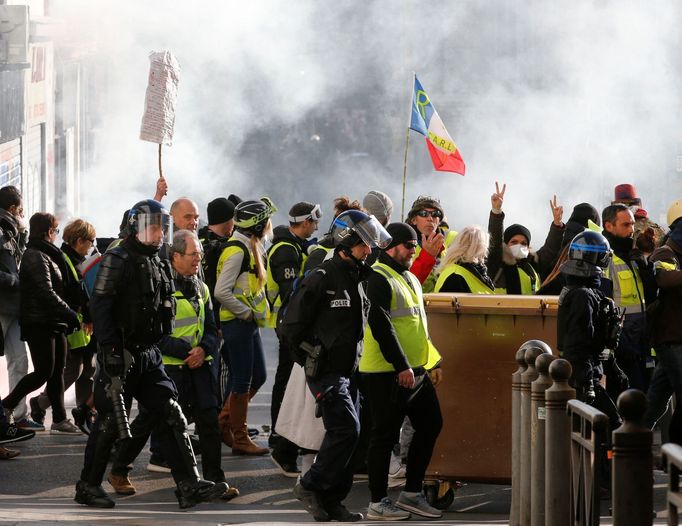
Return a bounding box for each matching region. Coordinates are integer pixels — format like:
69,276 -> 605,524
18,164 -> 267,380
102,346 -> 125,377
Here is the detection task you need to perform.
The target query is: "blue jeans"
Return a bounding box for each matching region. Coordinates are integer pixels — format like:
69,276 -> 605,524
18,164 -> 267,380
645,344 -> 682,440
221,319 -> 266,395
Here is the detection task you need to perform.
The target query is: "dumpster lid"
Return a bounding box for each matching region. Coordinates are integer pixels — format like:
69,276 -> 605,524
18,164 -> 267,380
424,293 -> 558,316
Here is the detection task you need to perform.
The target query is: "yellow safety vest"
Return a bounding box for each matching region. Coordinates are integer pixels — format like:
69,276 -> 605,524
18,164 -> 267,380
494,266 -> 541,295
265,240 -> 307,328
216,238 -> 270,327
163,282 -> 213,366
361,262 -> 440,373
434,263 -> 494,294
604,254 -> 645,315
63,253 -> 91,350
417,230 -> 458,293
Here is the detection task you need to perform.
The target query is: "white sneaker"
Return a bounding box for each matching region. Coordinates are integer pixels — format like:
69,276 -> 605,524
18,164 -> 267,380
50,419 -> 82,434
367,497 -> 411,521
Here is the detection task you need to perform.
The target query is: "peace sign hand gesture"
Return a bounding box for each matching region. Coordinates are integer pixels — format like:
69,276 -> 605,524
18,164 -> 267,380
491,182 -> 506,213
550,195 -> 564,226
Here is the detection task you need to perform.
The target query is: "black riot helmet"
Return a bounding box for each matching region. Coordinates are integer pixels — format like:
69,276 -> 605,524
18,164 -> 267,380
329,210 -> 392,250
234,197 -> 277,236
128,199 -> 172,247
560,230 -> 612,277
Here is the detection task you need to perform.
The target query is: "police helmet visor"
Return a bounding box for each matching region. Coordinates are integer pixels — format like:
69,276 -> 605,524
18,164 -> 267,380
136,213 -> 173,247
335,214 -> 392,249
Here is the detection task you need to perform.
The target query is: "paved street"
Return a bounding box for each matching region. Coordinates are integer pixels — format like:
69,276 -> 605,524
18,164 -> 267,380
0,330 -> 671,524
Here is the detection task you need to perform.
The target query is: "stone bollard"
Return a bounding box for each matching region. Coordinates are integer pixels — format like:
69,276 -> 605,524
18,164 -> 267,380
520,341 -> 551,525
511,347 -> 529,526
531,353 -> 557,526
545,358 -> 575,526
612,389 -> 653,526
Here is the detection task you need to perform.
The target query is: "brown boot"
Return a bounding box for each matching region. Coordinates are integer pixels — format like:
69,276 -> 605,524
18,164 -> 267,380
229,392 -> 268,456
218,396 -> 233,448
107,472 -> 136,495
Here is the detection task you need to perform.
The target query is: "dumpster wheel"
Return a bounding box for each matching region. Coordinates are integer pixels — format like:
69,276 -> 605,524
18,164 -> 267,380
423,480 -> 459,510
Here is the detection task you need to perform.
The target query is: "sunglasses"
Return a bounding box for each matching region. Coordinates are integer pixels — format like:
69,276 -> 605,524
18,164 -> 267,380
403,241 -> 418,249
416,209 -> 443,219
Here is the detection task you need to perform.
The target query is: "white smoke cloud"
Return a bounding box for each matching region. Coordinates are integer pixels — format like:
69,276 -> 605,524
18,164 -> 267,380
50,0 -> 681,242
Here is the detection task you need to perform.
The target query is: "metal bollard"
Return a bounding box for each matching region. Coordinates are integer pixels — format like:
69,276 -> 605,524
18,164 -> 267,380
520,341 -> 551,525
531,353 -> 557,526
545,358 -> 575,526
511,347 -> 529,526
612,389 -> 653,526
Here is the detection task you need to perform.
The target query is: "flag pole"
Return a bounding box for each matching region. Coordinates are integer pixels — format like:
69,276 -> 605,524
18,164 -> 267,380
401,126 -> 410,221
401,72 -> 416,221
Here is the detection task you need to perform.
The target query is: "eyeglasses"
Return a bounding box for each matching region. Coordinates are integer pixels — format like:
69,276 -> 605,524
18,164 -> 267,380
183,251 -> 204,260
50,227 -> 60,234
403,241 -> 418,250
416,209 -> 443,219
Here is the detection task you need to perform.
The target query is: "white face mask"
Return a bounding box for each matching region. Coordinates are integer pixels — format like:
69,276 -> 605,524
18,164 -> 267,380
510,244 -> 529,260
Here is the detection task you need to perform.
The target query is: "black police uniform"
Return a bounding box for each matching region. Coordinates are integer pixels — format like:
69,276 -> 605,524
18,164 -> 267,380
109,273 -> 225,484
280,250 -> 371,512
76,235 -> 225,508
557,273 -> 621,429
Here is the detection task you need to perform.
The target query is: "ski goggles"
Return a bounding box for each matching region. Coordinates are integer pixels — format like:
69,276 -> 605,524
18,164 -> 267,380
289,203 -> 322,224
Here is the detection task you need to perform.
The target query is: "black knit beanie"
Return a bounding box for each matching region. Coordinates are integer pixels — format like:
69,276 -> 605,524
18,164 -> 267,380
568,203 -> 600,228
385,222 -> 418,250
503,224 -> 531,244
207,198 -> 235,225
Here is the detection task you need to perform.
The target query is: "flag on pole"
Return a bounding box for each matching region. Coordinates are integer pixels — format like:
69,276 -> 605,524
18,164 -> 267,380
410,75 -> 465,175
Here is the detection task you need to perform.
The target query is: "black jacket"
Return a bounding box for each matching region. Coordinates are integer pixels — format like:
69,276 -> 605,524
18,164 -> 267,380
366,252 -> 413,373
268,225 -> 306,303
198,225 -> 229,322
0,211 -> 26,317
19,239 -> 79,334
279,251 -> 371,377
557,275 -> 604,361
61,243 -> 92,323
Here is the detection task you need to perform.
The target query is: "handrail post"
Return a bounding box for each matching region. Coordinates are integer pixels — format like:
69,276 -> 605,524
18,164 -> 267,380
531,353 -> 556,526
511,347 -> 529,526
520,342 -> 551,525
545,358 -> 574,526
663,443 -> 682,526
612,389 -> 653,526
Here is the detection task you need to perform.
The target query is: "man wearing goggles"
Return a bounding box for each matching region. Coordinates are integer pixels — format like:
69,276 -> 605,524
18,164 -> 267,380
266,201 -> 322,477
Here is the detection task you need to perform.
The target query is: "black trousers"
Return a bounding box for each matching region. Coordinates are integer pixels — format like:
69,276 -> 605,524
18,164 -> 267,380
112,362 -> 225,483
301,372 -> 360,506
3,329 -> 68,422
271,338 -> 299,461
363,372 -> 442,502
80,347 -> 190,486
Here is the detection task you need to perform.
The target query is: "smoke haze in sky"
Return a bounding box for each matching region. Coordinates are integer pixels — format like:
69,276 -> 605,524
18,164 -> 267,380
51,0 -> 682,241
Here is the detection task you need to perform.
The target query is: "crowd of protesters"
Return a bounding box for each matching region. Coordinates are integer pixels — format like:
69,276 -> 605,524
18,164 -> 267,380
1,177 -> 681,520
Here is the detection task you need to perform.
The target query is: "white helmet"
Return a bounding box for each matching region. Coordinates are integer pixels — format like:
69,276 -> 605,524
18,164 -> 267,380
667,199 -> 682,228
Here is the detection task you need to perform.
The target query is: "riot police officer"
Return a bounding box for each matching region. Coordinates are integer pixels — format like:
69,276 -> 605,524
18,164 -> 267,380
557,230 -> 622,425
75,199 -> 227,509
279,209 -> 391,522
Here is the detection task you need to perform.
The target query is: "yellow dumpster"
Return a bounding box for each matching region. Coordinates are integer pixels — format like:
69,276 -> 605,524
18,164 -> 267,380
424,293 -> 559,486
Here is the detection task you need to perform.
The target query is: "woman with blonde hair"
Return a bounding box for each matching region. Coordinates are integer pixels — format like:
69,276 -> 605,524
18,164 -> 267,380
434,225 -> 495,294
214,197 -> 276,455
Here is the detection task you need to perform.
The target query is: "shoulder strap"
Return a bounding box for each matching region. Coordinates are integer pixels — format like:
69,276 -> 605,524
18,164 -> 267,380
224,239 -> 251,275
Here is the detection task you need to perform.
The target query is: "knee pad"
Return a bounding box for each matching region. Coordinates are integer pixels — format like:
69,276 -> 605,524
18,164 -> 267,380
164,398 -> 188,433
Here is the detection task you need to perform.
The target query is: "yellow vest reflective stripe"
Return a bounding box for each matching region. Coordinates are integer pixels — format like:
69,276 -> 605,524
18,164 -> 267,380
64,253 -> 91,350
265,240 -> 307,328
604,254 -> 645,315
216,239 -> 270,327
414,229 -> 458,294
434,263 -> 494,294
361,262 -> 436,372
163,282 -> 214,366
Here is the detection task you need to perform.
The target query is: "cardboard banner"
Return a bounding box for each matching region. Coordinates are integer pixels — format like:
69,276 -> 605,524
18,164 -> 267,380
139,50 -> 180,145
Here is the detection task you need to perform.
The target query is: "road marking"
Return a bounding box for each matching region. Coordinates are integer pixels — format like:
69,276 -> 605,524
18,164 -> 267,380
457,500 -> 492,512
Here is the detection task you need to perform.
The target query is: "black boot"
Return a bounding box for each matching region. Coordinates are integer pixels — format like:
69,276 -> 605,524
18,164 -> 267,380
293,480 -> 329,521
325,501 -> 363,522
175,479 -> 229,509
74,480 -> 115,508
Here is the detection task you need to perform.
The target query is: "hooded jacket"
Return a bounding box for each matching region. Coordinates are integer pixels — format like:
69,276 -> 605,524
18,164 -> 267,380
0,209 -> 26,317
267,225 -> 307,302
